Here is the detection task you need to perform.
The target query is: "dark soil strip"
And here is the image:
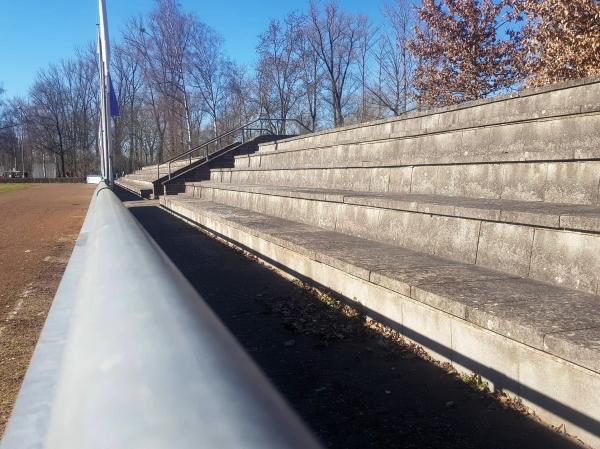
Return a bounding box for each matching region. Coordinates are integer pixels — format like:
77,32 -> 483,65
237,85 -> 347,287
117,187 -> 586,449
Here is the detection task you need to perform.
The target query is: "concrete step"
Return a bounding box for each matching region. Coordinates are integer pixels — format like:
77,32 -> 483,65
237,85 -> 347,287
142,158 -> 203,173
115,178 -> 154,198
189,181 -> 600,295
241,112 -> 600,170
126,174 -> 158,182
211,159 -> 600,207
159,194 -> 600,448
119,159 -> 207,193
257,77 -> 600,155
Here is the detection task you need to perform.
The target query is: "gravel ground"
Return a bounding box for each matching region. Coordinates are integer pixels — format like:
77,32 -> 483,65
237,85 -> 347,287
0,183 -> 94,435
118,187 -> 587,449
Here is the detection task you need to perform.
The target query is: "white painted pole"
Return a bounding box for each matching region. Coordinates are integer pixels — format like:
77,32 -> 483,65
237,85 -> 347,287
96,27 -> 106,179
98,0 -> 113,185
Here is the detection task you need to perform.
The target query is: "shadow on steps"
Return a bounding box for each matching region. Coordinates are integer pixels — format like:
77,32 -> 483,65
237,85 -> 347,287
116,186 -> 587,449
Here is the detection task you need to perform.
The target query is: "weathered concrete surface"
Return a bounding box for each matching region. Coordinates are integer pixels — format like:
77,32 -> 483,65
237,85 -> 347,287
160,196 -> 600,371
212,159 -> 600,207
257,77 -> 600,154
114,178 -> 154,199
122,193 -> 588,449
190,182 -> 600,293
152,77 -> 600,447
159,195 -> 600,448
251,113 -> 600,170
117,136 -> 289,198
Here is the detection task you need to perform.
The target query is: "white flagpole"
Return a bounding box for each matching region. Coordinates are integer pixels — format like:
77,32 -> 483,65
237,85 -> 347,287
96,26 -> 106,179
98,0 -> 113,185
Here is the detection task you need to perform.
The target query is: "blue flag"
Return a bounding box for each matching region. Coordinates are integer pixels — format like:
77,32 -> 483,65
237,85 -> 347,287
109,75 -> 119,117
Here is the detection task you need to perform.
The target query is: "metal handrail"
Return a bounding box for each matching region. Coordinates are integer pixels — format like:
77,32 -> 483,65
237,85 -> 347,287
158,118 -> 312,180
0,182 -> 323,449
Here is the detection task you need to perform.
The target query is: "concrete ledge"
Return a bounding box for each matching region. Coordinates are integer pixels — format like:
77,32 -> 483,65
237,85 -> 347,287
210,160 -> 600,208
251,112 -> 600,171
257,77 -> 600,154
195,182 -> 600,225
114,179 -> 153,199
190,183 -> 600,294
160,195 -> 600,448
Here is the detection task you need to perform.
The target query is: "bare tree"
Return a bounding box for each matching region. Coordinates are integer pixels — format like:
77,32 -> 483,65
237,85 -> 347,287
224,63 -> 258,128
0,88 -> 19,173
189,23 -> 230,137
112,43 -> 144,171
256,14 -> 304,134
354,15 -> 375,122
295,17 -> 323,132
368,0 -> 414,116
308,1 -> 362,127
141,0 -> 195,156
123,18 -> 169,163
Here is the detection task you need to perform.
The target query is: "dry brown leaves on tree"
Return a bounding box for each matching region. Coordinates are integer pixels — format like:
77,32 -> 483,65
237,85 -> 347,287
517,0 -> 600,87
408,0 -> 523,108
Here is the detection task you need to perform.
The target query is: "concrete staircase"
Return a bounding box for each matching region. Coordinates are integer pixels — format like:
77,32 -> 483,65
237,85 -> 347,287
116,135 -> 287,198
160,77 -> 600,447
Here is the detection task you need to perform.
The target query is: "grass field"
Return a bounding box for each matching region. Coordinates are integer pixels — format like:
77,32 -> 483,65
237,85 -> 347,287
0,184 -> 30,193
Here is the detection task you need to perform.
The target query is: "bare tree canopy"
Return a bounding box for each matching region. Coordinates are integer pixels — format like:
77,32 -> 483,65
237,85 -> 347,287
256,14 -> 305,134
1,0 -> 597,177
308,1 -> 363,126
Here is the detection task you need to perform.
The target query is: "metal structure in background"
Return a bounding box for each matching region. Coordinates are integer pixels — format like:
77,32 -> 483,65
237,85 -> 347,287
160,118 -> 311,180
97,0 -> 114,185
0,183 -> 323,449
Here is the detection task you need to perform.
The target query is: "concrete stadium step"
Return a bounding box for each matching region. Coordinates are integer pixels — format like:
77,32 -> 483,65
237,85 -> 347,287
239,111 -> 600,170
118,139 -> 273,198
211,159 -> 600,207
141,158 -> 203,173
256,77 -> 600,155
159,195 -> 600,447
191,182 -> 600,231
115,177 -> 154,198
186,181 -> 600,294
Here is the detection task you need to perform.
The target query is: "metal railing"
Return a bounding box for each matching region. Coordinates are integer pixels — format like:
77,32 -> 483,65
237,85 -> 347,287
159,118 -> 311,180
0,182 -> 322,449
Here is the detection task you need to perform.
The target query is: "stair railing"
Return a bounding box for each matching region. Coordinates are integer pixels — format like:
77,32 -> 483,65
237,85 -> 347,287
158,118 -> 311,180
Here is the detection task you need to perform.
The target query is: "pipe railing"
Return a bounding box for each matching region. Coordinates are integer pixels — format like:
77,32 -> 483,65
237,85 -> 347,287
159,118 -> 311,180
0,183 -> 322,449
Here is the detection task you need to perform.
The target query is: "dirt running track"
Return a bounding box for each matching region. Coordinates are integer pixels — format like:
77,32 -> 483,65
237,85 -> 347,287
0,183 -> 94,435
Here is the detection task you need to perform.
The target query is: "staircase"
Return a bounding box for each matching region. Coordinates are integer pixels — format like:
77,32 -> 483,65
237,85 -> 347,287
116,119 -> 297,198
160,77 -> 600,447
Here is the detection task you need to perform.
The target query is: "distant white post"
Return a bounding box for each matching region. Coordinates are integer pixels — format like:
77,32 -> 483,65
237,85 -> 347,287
97,0 -> 114,185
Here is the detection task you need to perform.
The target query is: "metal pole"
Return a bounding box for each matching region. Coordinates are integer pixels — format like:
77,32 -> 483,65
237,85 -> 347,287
97,26 -> 107,180
98,0 -> 113,186
20,127 -> 24,177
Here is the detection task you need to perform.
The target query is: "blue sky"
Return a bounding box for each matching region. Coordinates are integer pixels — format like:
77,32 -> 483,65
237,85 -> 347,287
0,0 -> 389,98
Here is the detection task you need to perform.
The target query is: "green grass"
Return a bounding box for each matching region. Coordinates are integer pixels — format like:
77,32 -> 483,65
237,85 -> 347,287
461,373 -> 490,393
0,183 -> 31,193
